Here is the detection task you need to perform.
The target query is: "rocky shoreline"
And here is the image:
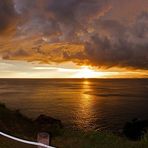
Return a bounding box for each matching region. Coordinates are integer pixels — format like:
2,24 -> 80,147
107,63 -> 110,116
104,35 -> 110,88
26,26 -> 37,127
0,103 -> 63,139
1,103 -> 148,148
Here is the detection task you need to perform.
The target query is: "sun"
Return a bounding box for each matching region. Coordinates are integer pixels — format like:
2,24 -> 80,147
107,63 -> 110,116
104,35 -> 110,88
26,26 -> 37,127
74,66 -> 103,78
79,66 -> 94,78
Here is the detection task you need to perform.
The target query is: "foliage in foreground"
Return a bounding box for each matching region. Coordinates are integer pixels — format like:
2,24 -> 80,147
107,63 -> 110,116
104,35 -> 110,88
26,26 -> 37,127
1,130 -> 148,148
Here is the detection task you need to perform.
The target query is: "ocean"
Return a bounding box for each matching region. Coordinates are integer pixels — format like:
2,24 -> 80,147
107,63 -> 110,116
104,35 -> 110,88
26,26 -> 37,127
0,78 -> 148,132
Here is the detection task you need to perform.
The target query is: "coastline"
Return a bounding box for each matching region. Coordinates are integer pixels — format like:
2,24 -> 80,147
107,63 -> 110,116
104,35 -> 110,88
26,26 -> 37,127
1,103 -> 148,148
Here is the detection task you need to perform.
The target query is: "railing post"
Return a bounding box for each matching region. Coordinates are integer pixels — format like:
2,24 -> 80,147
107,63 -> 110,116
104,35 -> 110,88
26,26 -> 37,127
37,132 -> 50,148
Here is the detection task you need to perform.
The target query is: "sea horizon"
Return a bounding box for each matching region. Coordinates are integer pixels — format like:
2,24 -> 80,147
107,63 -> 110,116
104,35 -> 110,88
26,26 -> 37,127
0,78 -> 148,80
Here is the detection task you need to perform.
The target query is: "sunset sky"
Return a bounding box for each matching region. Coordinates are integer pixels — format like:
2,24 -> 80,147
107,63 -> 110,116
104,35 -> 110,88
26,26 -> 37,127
0,0 -> 148,78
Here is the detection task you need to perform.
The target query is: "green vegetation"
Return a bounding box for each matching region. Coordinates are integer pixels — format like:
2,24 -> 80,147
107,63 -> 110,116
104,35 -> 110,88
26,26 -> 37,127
1,103 -> 148,148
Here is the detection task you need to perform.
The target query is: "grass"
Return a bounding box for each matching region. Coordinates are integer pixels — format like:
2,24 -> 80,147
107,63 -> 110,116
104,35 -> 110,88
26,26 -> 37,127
0,137 -> 35,148
1,130 -> 148,148
1,103 -> 148,148
52,131 -> 148,148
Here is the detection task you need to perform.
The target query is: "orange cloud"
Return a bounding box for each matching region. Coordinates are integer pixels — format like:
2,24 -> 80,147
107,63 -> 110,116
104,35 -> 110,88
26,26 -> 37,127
0,0 -> 148,71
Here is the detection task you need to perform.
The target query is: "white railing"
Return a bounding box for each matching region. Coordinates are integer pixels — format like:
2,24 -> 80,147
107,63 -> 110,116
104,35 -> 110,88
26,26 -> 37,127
0,132 -> 55,148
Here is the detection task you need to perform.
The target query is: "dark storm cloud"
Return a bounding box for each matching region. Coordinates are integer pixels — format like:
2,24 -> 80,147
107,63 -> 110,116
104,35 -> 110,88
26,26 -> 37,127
12,0 -> 110,42
83,12 -> 148,69
0,0 -> 148,70
0,0 -> 17,33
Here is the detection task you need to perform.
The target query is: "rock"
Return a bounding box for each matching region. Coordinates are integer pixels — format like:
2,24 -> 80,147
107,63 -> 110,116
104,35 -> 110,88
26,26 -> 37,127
35,114 -> 63,131
123,118 -> 148,140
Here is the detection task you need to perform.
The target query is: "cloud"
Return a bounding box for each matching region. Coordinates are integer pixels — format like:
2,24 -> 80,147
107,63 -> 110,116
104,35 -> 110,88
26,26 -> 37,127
83,12 -> 148,69
48,12 -> 148,70
12,0 -> 111,42
0,0 -> 148,70
0,0 -> 17,34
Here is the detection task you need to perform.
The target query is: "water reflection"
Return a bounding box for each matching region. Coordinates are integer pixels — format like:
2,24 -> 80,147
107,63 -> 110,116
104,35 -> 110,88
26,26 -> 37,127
75,79 -> 95,130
